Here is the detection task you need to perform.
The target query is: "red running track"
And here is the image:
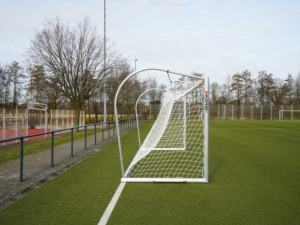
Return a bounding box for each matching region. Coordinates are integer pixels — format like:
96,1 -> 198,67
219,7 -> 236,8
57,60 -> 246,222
0,129 -> 51,146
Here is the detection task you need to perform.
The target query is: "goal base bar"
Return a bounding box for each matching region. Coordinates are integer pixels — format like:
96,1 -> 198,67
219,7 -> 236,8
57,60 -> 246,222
141,148 -> 186,151
121,178 -> 208,183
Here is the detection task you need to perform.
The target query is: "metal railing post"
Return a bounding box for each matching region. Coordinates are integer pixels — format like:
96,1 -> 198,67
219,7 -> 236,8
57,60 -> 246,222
94,124 -> 97,145
71,128 -> 73,157
113,121 -> 115,136
108,122 -> 110,138
20,138 -> 23,182
85,126 -> 87,150
102,123 -> 104,141
51,132 -> 54,167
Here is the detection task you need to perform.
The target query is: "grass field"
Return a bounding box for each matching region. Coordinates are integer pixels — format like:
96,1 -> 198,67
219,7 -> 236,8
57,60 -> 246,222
0,120 -> 300,224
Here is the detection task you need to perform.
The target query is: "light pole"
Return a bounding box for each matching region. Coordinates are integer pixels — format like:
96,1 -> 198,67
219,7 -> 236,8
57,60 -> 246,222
135,59 -> 138,71
103,0 -> 107,128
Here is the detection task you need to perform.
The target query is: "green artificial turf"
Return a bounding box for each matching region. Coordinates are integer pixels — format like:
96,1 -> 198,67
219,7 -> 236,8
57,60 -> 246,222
108,120 -> 300,225
0,120 -> 300,225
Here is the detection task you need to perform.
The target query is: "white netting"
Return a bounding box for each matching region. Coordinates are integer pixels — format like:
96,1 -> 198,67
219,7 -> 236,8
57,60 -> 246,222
126,81 -> 205,179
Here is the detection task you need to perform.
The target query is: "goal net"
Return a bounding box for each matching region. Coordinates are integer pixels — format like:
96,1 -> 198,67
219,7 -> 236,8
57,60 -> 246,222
279,110 -> 300,121
122,79 -> 209,183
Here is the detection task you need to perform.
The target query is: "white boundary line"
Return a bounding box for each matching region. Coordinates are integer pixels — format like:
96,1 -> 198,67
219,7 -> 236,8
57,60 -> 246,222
98,182 -> 126,225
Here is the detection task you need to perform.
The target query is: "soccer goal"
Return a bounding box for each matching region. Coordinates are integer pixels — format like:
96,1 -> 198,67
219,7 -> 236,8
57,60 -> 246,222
279,110 -> 300,121
27,101 -> 48,138
114,68 -> 209,183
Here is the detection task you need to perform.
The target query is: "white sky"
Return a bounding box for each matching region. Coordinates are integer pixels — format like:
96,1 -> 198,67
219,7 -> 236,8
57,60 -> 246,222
1,0 -> 300,85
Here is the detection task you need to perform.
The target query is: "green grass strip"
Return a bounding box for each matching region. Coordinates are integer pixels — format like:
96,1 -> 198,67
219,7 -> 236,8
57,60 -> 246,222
0,121 -> 147,225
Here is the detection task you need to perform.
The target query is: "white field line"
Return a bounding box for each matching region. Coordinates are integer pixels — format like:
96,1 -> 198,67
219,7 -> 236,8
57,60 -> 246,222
98,182 -> 126,225
211,128 -> 300,129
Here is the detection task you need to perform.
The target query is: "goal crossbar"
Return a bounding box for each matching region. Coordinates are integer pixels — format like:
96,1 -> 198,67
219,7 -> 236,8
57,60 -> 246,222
279,110 -> 300,121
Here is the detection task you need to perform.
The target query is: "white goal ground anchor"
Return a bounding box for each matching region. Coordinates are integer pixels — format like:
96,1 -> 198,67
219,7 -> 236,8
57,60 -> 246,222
98,68 -> 209,224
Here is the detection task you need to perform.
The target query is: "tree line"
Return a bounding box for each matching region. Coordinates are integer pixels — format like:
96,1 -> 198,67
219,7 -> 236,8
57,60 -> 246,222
0,16 -> 170,125
210,70 -> 300,106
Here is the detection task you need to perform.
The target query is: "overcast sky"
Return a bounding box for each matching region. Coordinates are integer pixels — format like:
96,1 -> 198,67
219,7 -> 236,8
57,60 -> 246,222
1,0 -> 300,85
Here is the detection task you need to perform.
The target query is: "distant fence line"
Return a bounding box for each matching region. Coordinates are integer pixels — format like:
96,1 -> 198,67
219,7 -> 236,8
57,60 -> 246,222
0,108 -> 85,146
210,104 -> 300,120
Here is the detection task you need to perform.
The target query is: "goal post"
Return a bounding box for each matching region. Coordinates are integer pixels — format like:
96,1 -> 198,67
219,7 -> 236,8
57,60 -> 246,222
27,101 -> 48,138
135,88 -> 165,148
279,110 -> 300,121
114,68 -> 209,183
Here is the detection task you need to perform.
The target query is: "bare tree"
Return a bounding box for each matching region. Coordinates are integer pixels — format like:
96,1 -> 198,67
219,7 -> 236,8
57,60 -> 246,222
26,16 -> 113,126
283,73 -> 294,105
256,71 -> 274,105
272,78 -> 286,105
241,69 -> 254,105
210,82 -> 219,104
294,72 -> 300,105
4,61 -> 26,108
231,73 -> 244,105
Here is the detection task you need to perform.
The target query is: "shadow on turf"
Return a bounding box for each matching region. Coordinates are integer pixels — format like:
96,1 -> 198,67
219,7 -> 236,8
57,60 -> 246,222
209,148 -> 224,181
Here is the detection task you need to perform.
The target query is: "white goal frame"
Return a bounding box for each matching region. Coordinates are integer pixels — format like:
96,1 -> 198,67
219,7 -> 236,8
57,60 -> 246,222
135,88 -> 165,148
279,110 -> 300,121
114,68 -> 209,183
27,101 -> 48,138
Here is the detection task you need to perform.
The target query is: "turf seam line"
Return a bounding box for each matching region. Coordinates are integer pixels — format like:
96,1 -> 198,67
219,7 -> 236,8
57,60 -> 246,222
98,182 -> 126,225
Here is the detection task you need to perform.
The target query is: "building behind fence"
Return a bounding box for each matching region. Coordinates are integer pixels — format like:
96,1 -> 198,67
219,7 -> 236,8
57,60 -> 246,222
0,108 -> 85,146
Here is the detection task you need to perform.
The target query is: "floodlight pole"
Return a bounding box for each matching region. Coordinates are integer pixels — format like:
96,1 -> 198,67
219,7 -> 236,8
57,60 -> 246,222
135,88 -> 165,148
114,68 -> 205,178
103,0 -> 107,129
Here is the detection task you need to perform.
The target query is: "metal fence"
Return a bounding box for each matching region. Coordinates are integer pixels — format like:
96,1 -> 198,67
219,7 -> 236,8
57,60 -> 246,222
210,105 -> 300,120
0,108 -> 85,146
0,116 -> 146,205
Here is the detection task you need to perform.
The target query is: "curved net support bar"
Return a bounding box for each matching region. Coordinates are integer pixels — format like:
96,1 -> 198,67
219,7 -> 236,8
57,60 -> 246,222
124,80 -> 208,182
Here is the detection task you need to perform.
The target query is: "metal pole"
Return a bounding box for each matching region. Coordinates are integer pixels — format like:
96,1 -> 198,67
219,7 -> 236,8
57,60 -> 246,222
204,77 -> 209,183
20,138 -> 23,181
94,124 -> 97,145
67,110 -> 69,128
71,128 -> 73,157
16,107 -> 18,143
184,96 -> 187,149
85,126 -> 87,150
103,0 -> 107,130
271,105 -> 272,120
242,104 -> 243,120
45,105 -> 48,138
102,123 -> 104,141
3,108 -> 5,146
113,121 -> 115,136
51,110 -> 53,132
51,132 -> 54,167
108,122 -> 110,138
291,105 -> 293,120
